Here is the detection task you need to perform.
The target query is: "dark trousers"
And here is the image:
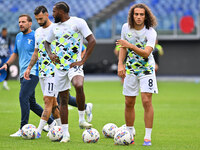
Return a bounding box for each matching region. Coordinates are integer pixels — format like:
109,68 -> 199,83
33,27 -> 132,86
19,75 -> 53,129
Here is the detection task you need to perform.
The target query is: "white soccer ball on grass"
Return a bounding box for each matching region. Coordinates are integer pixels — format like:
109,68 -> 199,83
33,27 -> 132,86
120,124 -> 136,137
48,126 -> 63,141
21,124 -> 37,139
82,128 -> 100,143
102,123 -> 118,138
114,129 -> 132,145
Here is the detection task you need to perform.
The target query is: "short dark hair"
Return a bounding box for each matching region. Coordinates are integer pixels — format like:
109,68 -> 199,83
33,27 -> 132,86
19,14 -> 32,22
55,1 -> 70,13
2,27 -> 7,31
34,5 -> 48,15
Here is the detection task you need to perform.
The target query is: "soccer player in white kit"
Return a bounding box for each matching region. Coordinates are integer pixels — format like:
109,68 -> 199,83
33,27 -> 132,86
24,6 -> 62,138
44,2 -> 96,142
117,3 -> 158,146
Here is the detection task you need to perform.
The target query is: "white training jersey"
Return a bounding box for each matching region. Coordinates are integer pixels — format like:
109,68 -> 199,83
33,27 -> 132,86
35,23 -> 55,78
121,23 -> 157,77
46,17 -> 92,71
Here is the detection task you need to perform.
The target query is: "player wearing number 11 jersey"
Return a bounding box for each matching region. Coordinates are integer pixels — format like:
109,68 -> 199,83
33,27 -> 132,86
117,3 -> 158,146
24,6 -> 62,138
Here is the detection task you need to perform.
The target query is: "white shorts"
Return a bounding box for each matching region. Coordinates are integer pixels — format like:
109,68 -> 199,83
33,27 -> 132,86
54,67 -> 71,92
39,77 -> 58,97
68,66 -> 84,81
123,73 -> 158,96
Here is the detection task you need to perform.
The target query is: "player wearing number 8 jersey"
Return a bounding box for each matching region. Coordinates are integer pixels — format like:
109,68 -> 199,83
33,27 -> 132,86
117,3 -> 158,146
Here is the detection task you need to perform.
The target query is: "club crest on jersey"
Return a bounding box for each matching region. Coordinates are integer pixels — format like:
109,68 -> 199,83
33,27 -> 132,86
27,39 -> 33,44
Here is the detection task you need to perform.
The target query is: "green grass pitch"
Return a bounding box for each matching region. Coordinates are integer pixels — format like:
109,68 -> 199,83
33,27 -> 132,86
0,80 -> 200,150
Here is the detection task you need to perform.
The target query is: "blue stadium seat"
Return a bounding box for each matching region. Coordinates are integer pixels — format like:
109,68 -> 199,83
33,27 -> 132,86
0,0 -> 199,38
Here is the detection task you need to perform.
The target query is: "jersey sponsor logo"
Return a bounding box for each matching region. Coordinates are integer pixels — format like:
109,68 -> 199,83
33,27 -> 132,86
149,87 -> 153,90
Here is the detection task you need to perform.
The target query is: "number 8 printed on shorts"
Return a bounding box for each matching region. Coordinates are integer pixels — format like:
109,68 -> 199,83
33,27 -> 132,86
148,79 -> 153,87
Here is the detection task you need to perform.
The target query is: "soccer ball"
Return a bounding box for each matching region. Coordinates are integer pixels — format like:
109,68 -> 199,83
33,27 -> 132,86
48,126 -> 63,141
114,129 -> 132,145
21,124 -> 37,139
120,124 -> 136,137
114,125 -> 126,134
102,123 -> 118,138
82,128 -> 100,143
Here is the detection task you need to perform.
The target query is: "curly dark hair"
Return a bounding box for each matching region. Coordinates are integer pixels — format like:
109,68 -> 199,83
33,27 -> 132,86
128,3 -> 157,29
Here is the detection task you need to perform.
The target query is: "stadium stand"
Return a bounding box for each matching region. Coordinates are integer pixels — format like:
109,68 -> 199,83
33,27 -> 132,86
0,0 -> 115,33
0,0 -> 199,39
94,0 -> 200,39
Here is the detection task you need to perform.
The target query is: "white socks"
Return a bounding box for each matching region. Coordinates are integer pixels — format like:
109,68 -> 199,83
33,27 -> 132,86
55,118 -> 61,126
3,81 -> 7,86
49,120 -> 56,129
78,110 -> 85,123
126,126 -> 134,139
144,128 -> 152,140
37,119 -> 47,134
62,124 -> 70,137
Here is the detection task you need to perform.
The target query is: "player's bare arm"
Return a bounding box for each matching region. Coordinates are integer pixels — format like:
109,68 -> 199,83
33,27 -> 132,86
44,40 -> 60,63
81,49 -> 86,59
24,49 -> 38,80
118,47 -> 127,78
117,39 -> 153,58
70,34 -> 96,68
0,53 -> 18,71
29,49 -> 38,68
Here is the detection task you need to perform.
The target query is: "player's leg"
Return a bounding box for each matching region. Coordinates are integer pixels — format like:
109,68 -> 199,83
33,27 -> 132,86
28,76 -> 55,138
123,74 -> 139,143
59,93 -> 90,113
29,91 -> 55,127
125,95 -> 136,144
71,75 -> 92,128
141,93 -> 153,128
43,93 -> 73,133
36,77 -> 60,138
140,74 -> 158,146
68,66 -> 92,128
56,91 -> 80,107
54,67 -> 70,142
59,89 -> 70,142
52,97 -> 61,126
36,96 -> 54,138
68,93 -> 92,122
141,92 -> 153,146
72,75 -> 85,110
125,96 -> 136,130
